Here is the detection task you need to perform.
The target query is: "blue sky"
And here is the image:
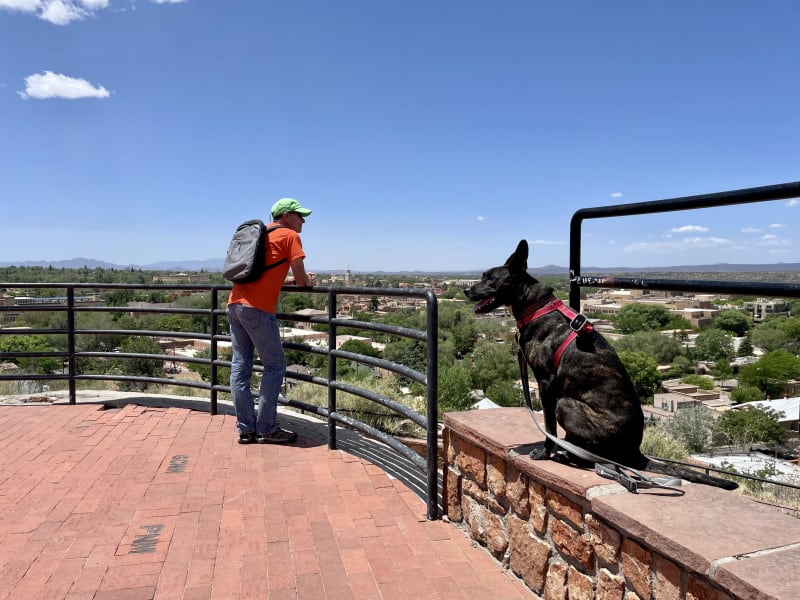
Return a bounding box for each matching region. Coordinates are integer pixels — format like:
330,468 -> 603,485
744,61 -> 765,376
1,1 -> 798,272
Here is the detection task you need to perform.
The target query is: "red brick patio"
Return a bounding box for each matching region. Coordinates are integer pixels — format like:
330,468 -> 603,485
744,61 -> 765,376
0,403 -> 536,599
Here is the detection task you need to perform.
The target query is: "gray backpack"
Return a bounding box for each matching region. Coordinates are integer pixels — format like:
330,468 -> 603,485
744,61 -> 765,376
223,220 -> 286,282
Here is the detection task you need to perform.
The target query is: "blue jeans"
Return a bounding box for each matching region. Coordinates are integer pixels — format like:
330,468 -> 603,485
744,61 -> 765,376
226,303 -> 286,435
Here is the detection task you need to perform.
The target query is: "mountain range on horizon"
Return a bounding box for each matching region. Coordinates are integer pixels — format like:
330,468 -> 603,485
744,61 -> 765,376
1,257 -> 800,276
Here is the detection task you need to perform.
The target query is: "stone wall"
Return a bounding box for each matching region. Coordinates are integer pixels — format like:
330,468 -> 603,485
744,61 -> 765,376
443,408 -> 800,600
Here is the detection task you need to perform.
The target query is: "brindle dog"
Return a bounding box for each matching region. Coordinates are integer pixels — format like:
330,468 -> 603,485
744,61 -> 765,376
465,239 -> 737,490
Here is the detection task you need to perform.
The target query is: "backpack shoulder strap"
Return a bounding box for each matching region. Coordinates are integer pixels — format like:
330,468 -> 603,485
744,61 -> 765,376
262,224 -> 288,272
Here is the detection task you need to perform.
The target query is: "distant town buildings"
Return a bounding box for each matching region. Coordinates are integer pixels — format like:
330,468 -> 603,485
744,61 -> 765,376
743,298 -> 791,322
644,379 -> 733,424
580,289 -> 719,328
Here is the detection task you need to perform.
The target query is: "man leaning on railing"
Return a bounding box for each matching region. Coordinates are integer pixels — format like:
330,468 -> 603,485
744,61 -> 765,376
226,198 -> 315,445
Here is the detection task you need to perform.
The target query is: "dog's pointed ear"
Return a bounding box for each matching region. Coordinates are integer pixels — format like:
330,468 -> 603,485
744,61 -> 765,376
505,239 -> 529,271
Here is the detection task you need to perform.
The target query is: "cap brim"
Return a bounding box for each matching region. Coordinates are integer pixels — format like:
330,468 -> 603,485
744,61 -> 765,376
296,208 -> 312,217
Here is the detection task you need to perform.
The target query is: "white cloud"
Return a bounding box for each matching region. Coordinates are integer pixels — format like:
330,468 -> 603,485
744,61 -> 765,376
0,0 -> 109,25
670,225 -> 709,234
529,239 -> 566,246
0,0 -> 41,14
40,0 -> 88,25
623,236 -> 732,254
756,235 -> 792,248
741,227 -> 761,234
610,192 -> 623,198
787,199 -> 799,207
19,71 -> 110,100
769,223 -> 786,228
0,0 -> 173,24
476,216 -> 485,221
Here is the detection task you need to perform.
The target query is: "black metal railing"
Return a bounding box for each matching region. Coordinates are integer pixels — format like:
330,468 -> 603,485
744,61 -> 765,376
0,283 -> 440,519
569,180 -> 800,306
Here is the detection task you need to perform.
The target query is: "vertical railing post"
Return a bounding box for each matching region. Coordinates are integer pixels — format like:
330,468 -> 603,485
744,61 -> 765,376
569,212 -> 584,311
425,290 -> 440,520
67,286 -> 76,404
209,288 -> 219,415
327,290 -> 337,449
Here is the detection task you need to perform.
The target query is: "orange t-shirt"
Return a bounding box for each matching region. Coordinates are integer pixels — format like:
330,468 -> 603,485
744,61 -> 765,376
226,223 -> 306,314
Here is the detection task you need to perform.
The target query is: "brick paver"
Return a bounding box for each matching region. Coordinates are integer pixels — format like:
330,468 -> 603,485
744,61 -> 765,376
0,404 -> 537,599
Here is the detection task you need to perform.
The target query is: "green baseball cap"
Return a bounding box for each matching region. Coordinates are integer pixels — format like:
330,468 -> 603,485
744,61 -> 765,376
271,197 -> 312,218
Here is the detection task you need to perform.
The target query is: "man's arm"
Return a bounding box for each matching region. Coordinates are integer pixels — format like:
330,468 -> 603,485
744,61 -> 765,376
288,257 -> 314,287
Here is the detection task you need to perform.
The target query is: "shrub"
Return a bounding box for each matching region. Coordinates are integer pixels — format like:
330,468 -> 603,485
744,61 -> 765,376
641,425 -> 688,460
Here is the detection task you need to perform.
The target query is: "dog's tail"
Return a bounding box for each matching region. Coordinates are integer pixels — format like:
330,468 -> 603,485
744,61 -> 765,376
643,458 -> 738,490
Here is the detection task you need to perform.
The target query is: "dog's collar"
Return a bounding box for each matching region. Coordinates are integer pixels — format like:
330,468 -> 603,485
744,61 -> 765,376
516,296 -> 594,369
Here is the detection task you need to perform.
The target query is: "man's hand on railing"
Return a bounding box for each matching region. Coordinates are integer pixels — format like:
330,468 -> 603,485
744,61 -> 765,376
284,272 -> 315,287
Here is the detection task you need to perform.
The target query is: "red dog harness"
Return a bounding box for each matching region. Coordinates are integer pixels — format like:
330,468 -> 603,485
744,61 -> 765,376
516,297 -> 594,369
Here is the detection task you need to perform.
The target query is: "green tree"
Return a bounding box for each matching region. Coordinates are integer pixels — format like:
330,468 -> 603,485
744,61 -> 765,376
737,335 -> 754,357
750,316 -> 800,354
750,326 -> 789,353
485,379 -> 524,408
284,337 -> 313,367
614,303 -> 673,334
713,406 -> 787,448
712,359 -> 733,384
174,293 -> 215,335
692,328 -> 734,362
378,308 -> 426,332
0,334 -> 61,374
738,350 -> 800,398
469,339 -> 517,393
340,339 -> 379,358
157,314 -> 195,334
337,339 -> 380,378
116,336 -> 165,391
667,315 -> 694,334
617,350 -> 660,400
710,310 -> 751,336
187,347 -> 233,387
612,330 -> 685,364
730,385 -> 764,404
438,365 -> 474,413
438,303 -> 477,360
659,354 -> 693,379
383,339 -> 426,385
667,406 -> 715,453
278,292 -> 317,314
76,311 -> 124,352
781,316 -> 800,349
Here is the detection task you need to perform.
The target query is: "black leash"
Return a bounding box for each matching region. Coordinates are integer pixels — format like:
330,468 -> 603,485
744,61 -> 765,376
516,345 -> 683,494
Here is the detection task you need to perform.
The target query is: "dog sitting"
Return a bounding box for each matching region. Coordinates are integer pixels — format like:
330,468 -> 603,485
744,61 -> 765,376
465,239 -> 737,490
